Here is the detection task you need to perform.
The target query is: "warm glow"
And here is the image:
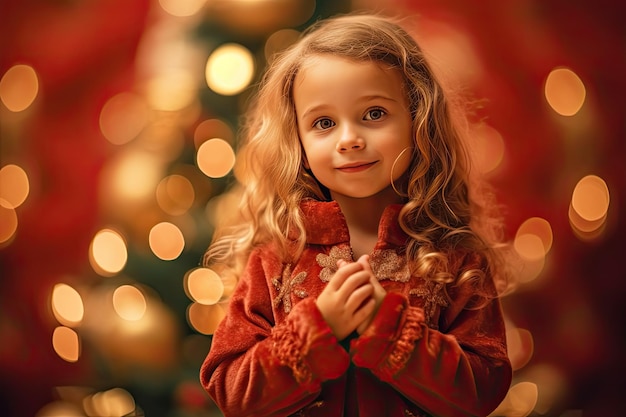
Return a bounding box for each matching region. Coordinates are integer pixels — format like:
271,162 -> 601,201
0,200 -> 18,246
196,138 -> 236,178
0,164 -> 30,208
569,175 -> 610,241
156,174 -> 195,216
265,29 -> 301,62
52,326 -> 80,363
149,221 -> 185,260
469,123 -> 505,174
185,267 -> 224,305
36,401 -> 84,417
145,71 -> 197,111
99,92 -> 149,145
544,67 -> 586,116
187,302 -> 226,335
506,326 -> 534,371
516,217 -> 553,255
0,64 -> 39,112
514,233 -> 545,262
523,364 -> 568,415
104,150 -> 164,203
113,285 -> 147,321
159,0 -> 207,17
84,388 -> 136,417
417,22 -> 483,85
194,118 -> 234,149
488,381 -> 538,417
571,175 -> 610,221
513,232 -> 546,284
205,43 -> 255,95
90,229 -> 128,276
51,283 -> 84,326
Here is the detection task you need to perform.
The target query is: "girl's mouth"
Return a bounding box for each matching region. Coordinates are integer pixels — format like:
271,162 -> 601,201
336,161 -> 377,173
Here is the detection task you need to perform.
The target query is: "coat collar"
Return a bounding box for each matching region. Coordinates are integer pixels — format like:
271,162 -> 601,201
298,200 -> 409,248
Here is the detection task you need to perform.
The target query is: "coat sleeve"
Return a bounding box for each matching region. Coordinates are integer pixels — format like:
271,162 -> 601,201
350,255 -> 512,417
199,247 -> 350,417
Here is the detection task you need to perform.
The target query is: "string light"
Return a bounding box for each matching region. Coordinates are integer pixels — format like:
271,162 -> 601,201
149,221 -> 185,260
196,138 -> 236,178
0,64 -> 39,112
544,67 -> 586,116
205,43 -> 255,96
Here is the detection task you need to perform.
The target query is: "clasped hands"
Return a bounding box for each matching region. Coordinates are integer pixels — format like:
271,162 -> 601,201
316,254 -> 386,341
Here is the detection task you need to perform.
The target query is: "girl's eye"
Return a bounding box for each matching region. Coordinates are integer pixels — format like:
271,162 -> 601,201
313,118 -> 335,130
365,108 -> 386,121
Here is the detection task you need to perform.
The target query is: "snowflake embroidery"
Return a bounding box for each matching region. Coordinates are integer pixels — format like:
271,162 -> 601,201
410,280 -> 449,328
272,264 -> 308,313
369,249 -> 410,282
315,246 -> 352,282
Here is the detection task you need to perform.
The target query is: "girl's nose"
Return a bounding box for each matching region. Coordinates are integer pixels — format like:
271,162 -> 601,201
336,125 -> 365,152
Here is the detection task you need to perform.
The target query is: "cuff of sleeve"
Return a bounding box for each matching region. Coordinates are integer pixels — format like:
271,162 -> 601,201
351,292 -> 425,378
270,297 -> 349,383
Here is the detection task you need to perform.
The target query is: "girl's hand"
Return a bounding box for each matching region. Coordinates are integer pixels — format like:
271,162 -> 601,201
315,260 -> 375,341
353,255 -> 386,334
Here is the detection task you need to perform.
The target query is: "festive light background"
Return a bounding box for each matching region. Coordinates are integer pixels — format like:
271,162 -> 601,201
0,0 -> 624,416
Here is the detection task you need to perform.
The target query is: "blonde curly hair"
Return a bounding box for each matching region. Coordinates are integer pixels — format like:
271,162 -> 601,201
204,13 -> 510,297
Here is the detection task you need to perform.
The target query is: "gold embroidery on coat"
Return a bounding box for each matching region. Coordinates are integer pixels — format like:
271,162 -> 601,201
272,264 -> 308,313
369,249 -> 410,282
316,246 -> 352,282
409,280 -> 448,328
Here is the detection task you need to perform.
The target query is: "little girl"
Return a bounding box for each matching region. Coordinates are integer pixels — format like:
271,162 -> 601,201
200,13 -> 512,417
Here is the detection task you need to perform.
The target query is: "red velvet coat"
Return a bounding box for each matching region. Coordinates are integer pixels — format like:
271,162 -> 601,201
200,200 -> 512,417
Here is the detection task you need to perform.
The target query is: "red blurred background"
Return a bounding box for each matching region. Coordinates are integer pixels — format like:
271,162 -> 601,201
1,0 -> 625,416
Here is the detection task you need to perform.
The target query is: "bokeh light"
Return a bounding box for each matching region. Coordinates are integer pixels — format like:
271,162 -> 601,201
149,221 -> 185,260
489,381 -> 538,417
52,326 -> 80,363
159,0 -> 207,17
145,70 -> 198,112
569,174 -> 610,240
0,64 -> 39,112
196,138 -> 236,178
51,283 -> 84,327
193,118 -> 234,148
264,29 -> 301,62
99,92 -> 150,145
100,150 -> 164,205
416,21 -> 484,86
113,285 -> 147,321
506,325 -> 534,371
522,363 -> 568,415
469,123 -> 506,174
187,302 -> 226,335
0,199 -> 18,246
35,401 -> 84,417
205,43 -> 255,96
0,164 -> 30,208
89,229 -> 128,276
544,67 -> 586,116
83,388 -> 136,417
184,267 -> 224,305
516,217 -> 553,255
156,174 -> 195,215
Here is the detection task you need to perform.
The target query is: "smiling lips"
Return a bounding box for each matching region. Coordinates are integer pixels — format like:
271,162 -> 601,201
336,161 -> 377,173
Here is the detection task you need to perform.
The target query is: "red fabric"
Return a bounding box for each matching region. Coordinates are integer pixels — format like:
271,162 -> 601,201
200,200 -> 512,416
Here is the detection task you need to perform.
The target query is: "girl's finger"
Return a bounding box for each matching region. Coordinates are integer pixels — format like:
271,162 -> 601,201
344,283 -> 374,314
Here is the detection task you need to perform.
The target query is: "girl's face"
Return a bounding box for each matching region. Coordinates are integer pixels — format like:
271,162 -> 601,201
294,55 -> 414,203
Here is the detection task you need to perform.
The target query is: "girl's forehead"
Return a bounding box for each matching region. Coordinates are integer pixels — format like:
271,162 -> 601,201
297,54 -> 396,77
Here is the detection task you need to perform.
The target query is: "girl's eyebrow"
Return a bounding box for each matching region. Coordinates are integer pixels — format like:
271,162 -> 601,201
300,104 -> 331,120
300,95 -> 398,119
